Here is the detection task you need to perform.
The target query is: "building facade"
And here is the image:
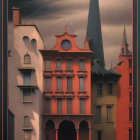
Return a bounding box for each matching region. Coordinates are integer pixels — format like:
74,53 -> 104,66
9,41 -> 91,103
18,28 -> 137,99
40,26 -> 93,140
115,27 -> 133,140
8,1 -> 133,140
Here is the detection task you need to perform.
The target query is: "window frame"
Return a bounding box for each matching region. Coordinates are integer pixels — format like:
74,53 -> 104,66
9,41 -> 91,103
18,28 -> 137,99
80,98 -> 85,114
23,72 -> 31,85
67,98 -> 72,114
56,77 -> 62,92
56,59 -> 61,70
46,98 -> 51,114
107,106 -> 112,121
46,77 -> 51,92
57,98 -> 62,114
45,59 -> 51,71
23,89 -> 32,102
96,106 -> 101,121
66,59 -> 72,70
79,77 -> 85,92
67,77 -> 72,91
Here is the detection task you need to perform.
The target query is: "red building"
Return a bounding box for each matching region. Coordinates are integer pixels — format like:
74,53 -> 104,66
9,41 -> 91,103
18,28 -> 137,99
114,27 -> 133,140
40,26 -> 93,140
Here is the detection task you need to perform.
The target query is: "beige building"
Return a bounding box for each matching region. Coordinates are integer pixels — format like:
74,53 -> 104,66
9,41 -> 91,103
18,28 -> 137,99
91,60 -> 120,140
8,7 -> 44,140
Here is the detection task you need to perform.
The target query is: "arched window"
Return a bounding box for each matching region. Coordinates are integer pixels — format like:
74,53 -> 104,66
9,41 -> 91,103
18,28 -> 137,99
23,36 -> 30,47
31,39 -> 37,48
24,53 -> 31,64
24,116 -> 31,127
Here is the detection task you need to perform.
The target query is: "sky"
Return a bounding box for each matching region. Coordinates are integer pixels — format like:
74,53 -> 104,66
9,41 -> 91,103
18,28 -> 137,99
8,0 -> 132,68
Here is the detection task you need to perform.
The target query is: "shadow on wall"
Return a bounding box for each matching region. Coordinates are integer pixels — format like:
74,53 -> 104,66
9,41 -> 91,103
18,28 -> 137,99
10,34 -> 43,139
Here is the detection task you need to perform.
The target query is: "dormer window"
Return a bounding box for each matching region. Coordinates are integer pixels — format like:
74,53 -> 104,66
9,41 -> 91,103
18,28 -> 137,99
24,53 -> 31,64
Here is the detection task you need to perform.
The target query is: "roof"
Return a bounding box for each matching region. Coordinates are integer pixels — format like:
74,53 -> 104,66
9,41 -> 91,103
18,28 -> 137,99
91,59 -> 121,76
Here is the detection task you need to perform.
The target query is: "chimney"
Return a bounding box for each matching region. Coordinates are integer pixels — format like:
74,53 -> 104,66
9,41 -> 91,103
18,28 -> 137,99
12,7 -> 21,25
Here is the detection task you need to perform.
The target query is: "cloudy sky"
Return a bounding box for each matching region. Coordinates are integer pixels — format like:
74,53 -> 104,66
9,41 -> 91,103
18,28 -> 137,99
8,0 -> 132,67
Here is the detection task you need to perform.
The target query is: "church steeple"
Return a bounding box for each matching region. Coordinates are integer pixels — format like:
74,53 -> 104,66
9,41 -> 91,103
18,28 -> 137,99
120,26 -> 131,56
87,0 -> 105,67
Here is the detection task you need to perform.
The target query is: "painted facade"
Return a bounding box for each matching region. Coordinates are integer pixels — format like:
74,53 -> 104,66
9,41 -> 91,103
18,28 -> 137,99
8,2 -> 133,140
8,7 -> 44,140
114,27 -> 133,140
40,26 -> 93,140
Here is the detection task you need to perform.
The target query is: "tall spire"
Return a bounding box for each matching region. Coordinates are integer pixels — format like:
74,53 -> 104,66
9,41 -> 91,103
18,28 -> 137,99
120,26 -> 132,56
122,26 -> 128,46
87,0 -> 105,67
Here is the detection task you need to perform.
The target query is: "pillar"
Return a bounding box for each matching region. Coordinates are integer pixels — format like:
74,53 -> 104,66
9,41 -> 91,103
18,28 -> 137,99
56,129 -> 58,140
89,127 -> 91,140
76,129 -> 79,140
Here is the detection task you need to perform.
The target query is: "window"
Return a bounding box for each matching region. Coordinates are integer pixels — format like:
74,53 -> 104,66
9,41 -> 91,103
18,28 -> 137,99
56,77 -> 62,92
45,59 -> 50,70
24,53 -> 31,64
67,98 -> 72,114
129,128 -> 132,140
66,59 -> 72,70
80,60 -> 84,70
46,98 -> 51,114
80,99 -> 85,114
46,77 -> 51,91
129,107 -> 132,121
23,36 -> 30,47
56,59 -> 61,70
97,131 -> 101,140
31,39 -> 37,48
57,98 -> 62,114
79,77 -> 84,91
96,106 -> 101,121
129,59 -> 132,68
107,106 -> 112,121
24,130 -> 31,140
23,72 -> 31,85
24,116 -> 31,127
129,73 -> 132,86
23,89 -> 31,102
129,92 -> 132,103
97,84 -> 102,96
108,84 -> 113,94
67,77 -> 72,91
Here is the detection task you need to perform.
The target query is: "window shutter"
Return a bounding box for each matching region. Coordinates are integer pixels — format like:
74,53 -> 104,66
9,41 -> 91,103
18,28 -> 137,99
46,78 -> 51,91
23,89 -> 31,102
129,73 -> 132,86
46,98 -> 51,114
129,107 -> 132,121
57,98 -> 62,114
67,77 -> 72,91
67,98 -> 72,114
56,60 -> 61,70
96,106 -> 101,121
67,59 -> 72,70
57,77 -> 62,91
24,72 -> 31,84
79,77 -> 84,91
80,99 -> 85,114
107,106 -> 112,121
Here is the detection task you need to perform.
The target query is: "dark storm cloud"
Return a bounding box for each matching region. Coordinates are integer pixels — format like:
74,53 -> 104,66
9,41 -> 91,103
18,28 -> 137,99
9,0 -> 89,20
